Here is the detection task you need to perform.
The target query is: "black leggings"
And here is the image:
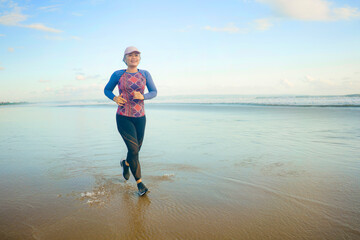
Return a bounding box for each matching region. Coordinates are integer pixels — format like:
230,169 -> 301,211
116,114 -> 146,181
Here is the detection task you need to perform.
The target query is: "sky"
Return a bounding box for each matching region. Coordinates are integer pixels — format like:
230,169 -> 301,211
0,0 -> 360,102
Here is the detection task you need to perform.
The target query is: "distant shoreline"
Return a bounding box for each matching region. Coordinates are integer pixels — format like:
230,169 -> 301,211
0,102 -> 28,106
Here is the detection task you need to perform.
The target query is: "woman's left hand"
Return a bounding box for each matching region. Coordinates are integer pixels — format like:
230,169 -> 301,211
132,91 -> 144,100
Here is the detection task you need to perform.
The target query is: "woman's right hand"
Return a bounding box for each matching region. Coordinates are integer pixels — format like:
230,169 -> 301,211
113,93 -> 127,106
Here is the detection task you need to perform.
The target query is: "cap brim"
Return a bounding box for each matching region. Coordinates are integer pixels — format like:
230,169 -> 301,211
126,51 -> 140,54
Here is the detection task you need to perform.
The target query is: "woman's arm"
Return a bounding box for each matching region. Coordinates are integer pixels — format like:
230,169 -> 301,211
143,70 -> 157,100
104,71 -> 122,101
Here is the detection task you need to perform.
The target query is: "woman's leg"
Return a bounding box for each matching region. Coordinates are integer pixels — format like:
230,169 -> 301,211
116,114 -> 142,181
133,115 -> 146,184
134,115 -> 146,152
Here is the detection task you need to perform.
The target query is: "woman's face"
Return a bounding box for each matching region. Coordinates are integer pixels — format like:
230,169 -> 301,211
125,52 -> 141,67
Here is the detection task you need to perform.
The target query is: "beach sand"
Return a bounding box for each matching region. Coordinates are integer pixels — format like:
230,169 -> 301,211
0,103 -> 359,239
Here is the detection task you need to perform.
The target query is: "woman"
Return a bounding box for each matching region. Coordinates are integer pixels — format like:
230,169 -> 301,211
104,46 -> 157,196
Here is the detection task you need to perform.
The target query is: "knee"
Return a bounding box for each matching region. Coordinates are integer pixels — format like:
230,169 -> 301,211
129,145 -> 139,156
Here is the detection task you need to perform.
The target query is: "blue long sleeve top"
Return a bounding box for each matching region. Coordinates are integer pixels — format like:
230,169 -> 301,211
104,69 -> 157,117
104,69 -> 157,100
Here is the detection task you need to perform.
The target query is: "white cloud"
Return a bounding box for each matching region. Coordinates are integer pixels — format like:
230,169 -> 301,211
280,78 -> 294,88
76,75 -> 86,80
45,35 -> 81,41
303,75 -> 335,87
0,34 -> 5,37
332,7 -> 360,20
304,75 -> 316,82
22,23 -> 62,33
0,66 -> 4,70
7,47 -> 14,52
70,36 -> 81,40
205,19 -> 275,34
254,18 -> 273,30
75,74 -> 101,81
204,22 -> 248,33
38,5 -> 61,12
0,5 -> 27,25
0,2 -> 62,33
256,0 -> 360,21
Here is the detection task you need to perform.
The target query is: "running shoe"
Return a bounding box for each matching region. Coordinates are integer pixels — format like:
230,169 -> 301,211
120,160 -> 130,180
137,182 -> 148,196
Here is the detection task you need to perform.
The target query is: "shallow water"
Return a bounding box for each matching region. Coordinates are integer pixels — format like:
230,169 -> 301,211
0,103 -> 359,239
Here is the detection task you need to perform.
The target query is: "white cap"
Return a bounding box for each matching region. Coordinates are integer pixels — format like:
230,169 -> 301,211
124,46 -> 141,55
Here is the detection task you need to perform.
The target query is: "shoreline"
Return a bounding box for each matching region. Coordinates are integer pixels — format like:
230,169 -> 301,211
0,101 -> 28,106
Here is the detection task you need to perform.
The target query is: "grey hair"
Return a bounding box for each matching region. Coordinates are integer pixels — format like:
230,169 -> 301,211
123,53 -> 141,66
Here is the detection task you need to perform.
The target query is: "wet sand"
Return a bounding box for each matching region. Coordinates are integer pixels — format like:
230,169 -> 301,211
0,104 -> 359,239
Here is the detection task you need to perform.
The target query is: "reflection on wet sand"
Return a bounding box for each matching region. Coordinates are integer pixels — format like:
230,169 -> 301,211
25,165 -> 360,240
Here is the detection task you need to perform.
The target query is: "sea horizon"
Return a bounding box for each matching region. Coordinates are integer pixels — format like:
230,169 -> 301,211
2,93 -> 360,107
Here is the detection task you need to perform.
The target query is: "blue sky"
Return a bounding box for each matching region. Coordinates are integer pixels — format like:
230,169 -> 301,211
1,0 -> 360,102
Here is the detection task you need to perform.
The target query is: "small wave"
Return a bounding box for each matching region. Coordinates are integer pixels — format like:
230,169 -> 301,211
56,103 -> 113,108
148,173 -> 175,182
21,94 -> 360,108
229,103 -> 360,107
149,103 -> 360,108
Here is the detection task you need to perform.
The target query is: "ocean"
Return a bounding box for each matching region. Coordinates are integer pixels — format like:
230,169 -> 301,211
1,94 -> 359,239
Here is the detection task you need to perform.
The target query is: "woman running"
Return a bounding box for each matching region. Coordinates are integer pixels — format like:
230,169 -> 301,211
104,46 -> 157,196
